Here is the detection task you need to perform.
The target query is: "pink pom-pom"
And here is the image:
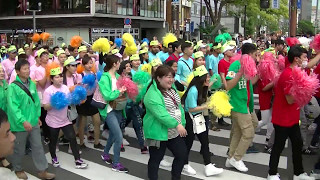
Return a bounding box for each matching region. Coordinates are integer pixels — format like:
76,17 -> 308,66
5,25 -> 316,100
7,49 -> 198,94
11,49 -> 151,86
310,34 -> 320,52
276,55 -> 285,72
240,54 -> 257,80
289,67 -> 320,107
286,37 -> 300,47
257,54 -> 279,82
117,77 -> 139,100
230,53 -> 241,64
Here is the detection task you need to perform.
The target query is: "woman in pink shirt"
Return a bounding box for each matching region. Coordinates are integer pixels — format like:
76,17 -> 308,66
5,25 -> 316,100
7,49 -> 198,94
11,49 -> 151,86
2,46 -> 17,82
43,67 -> 87,169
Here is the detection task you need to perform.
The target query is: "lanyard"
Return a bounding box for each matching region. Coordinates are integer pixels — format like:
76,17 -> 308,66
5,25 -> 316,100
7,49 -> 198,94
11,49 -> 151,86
165,90 -> 178,108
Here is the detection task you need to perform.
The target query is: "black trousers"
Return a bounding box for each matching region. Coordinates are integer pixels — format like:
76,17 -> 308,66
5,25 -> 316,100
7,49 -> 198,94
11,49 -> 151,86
49,124 -> 80,160
269,124 -> 304,176
40,107 -> 50,139
148,136 -> 187,180
185,112 -> 211,165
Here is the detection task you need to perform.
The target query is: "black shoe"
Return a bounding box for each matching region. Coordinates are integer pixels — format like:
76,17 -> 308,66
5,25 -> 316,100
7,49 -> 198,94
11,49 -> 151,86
121,147 -> 125,152
44,138 -> 50,145
218,121 -> 230,127
94,143 -> 104,150
79,143 -> 87,149
302,148 -> 315,155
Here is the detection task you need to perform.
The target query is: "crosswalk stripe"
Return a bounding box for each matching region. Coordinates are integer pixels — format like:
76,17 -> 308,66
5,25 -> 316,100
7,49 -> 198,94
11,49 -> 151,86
124,127 -> 287,169
45,151 -> 143,180
80,138 -> 266,180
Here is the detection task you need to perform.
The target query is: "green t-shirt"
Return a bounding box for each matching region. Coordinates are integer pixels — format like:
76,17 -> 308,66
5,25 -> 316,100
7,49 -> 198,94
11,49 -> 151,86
226,60 -> 254,114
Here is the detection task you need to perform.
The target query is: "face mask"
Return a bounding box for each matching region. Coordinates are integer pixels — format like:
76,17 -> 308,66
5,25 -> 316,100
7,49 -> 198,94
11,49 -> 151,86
302,61 -> 308,68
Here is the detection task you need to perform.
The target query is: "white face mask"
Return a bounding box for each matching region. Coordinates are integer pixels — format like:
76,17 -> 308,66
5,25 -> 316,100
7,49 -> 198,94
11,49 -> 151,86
302,61 -> 308,68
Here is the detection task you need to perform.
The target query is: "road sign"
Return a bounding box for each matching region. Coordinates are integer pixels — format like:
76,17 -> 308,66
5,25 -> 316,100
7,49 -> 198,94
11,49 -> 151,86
190,21 -> 194,33
172,0 -> 179,5
124,25 -> 132,29
124,18 -> 132,25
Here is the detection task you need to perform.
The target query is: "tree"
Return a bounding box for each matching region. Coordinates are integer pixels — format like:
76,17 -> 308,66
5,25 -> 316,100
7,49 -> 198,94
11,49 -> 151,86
298,20 -> 315,35
203,0 -> 242,26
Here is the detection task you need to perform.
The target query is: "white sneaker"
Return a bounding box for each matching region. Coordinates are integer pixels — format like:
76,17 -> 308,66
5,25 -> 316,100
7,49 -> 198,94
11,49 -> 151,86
160,159 -> 172,167
293,173 -> 315,180
102,130 -> 109,140
123,138 -> 130,146
225,158 -> 232,168
229,157 -> 248,172
267,174 -> 281,180
205,163 -> 223,176
183,164 -> 197,176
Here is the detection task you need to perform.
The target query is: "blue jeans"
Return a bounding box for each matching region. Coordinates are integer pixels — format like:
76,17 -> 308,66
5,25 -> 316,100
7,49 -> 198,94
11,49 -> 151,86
125,102 -> 145,148
104,110 -> 123,165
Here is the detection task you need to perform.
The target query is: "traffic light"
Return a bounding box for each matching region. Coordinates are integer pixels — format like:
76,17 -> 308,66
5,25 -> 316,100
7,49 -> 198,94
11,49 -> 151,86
28,0 -> 42,11
260,0 -> 270,9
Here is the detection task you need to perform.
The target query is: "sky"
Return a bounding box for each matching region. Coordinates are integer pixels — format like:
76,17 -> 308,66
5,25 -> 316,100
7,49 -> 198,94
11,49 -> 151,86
313,0 -> 319,6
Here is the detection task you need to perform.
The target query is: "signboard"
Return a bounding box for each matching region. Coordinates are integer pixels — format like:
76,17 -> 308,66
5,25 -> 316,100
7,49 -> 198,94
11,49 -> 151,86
171,0 -> 179,5
124,18 -> 132,25
272,0 -> 279,9
124,25 -> 132,29
297,0 -> 301,9
190,21 -> 194,33
185,23 -> 190,32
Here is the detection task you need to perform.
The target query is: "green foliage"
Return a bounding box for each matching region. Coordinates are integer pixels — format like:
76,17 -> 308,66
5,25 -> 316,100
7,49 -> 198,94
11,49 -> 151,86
199,22 -> 228,40
298,20 -> 315,35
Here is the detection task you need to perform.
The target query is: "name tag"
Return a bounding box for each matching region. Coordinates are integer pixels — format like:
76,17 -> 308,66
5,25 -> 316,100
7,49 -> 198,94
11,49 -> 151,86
174,108 -> 181,117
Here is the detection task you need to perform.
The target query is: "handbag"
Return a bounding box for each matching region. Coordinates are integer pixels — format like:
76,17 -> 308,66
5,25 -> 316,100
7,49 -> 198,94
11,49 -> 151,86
91,85 -> 107,109
189,112 -> 206,134
67,105 -> 78,121
109,94 -> 127,110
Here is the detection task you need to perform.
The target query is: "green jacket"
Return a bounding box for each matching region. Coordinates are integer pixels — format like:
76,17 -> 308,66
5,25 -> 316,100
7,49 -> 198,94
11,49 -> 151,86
98,72 -> 120,119
0,80 -> 8,112
143,80 -> 186,141
7,76 -> 41,132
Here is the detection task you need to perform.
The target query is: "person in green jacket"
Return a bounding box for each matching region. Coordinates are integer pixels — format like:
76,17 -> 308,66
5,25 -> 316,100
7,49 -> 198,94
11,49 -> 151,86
99,54 -> 128,173
0,63 -> 8,112
6,59 -> 55,180
144,65 -> 187,180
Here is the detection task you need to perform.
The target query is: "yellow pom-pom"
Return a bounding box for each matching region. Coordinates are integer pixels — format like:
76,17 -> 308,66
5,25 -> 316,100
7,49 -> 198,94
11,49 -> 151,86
122,33 -> 135,46
92,38 -> 111,53
208,90 -> 233,118
186,73 -> 194,85
177,90 -> 185,98
162,33 -> 177,48
141,64 -> 152,74
124,45 -> 138,56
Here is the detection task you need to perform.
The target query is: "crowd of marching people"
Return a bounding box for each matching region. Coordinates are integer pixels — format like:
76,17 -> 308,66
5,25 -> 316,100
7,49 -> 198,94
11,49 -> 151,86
1,31 -> 320,180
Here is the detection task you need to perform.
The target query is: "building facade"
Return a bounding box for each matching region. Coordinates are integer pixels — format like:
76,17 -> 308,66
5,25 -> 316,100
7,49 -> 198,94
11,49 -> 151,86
0,0 -> 167,46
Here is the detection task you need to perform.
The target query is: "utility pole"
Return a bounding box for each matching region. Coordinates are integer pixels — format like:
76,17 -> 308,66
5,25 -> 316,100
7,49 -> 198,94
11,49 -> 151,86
26,1 -> 42,34
244,4 -> 247,37
289,0 -> 297,37
200,0 -> 203,39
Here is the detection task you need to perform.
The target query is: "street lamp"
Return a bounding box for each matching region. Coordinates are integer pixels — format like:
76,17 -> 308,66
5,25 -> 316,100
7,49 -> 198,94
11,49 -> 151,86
26,1 -> 42,34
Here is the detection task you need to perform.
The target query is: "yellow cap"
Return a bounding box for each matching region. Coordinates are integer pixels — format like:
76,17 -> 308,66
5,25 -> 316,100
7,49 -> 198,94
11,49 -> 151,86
150,40 -> 159,46
150,58 -> 162,67
57,49 -> 66,57
37,48 -> 46,57
64,56 -> 79,66
18,48 -> 25,55
78,45 -> 87,53
130,54 -> 140,61
226,40 -> 236,47
8,45 -> 17,53
24,44 -> 29,48
49,53 -> 54,59
194,51 -> 204,59
139,48 -> 148,55
213,43 -> 222,50
61,43 -> 66,48
111,49 -> 119,55
193,65 -> 208,77
50,67 -> 62,76
141,42 -> 148,49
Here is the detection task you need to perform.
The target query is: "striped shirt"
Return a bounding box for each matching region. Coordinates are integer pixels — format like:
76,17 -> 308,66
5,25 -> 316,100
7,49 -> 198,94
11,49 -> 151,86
163,88 -> 182,139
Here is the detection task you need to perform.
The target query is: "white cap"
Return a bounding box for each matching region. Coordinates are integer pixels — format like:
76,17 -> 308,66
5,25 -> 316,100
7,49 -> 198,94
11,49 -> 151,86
222,45 -> 234,53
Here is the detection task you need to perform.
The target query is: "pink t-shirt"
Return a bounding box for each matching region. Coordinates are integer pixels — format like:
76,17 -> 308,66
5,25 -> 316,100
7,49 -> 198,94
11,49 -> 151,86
30,65 -> 50,103
43,84 -> 71,128
2,58 -> 17,81
28,55 -> 35,66
8,70 -> 17,84
65,74 -> 82,88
